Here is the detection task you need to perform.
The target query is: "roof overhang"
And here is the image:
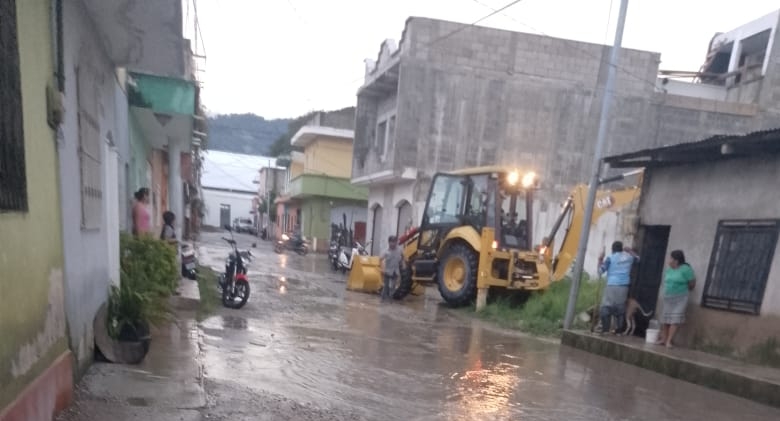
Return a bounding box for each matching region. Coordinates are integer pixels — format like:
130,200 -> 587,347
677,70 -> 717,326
358,62 -> 400,98
130,107 -> 193,149
351,167 -> 418,186
291,126 -> 354,148
81,0 -> 185,77
604,129 -> 780,169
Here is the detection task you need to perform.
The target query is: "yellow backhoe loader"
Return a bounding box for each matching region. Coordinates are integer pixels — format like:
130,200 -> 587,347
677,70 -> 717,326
347,166 -> 641,309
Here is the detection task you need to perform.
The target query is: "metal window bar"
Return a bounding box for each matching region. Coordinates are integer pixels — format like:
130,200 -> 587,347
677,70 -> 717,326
0,0 -> 27,212
702,220 -> 780,315
76,65 -> 102,228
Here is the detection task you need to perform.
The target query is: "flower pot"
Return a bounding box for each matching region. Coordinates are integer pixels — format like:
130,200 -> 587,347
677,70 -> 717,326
94,303 -> 152,364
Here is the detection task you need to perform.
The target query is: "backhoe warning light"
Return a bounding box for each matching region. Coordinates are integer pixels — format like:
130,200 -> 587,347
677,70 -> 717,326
491,240 -> 498,250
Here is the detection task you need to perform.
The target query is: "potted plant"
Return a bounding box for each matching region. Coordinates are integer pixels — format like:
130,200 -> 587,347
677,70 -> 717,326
95,233 -> 177,364
106,282 -> 152,363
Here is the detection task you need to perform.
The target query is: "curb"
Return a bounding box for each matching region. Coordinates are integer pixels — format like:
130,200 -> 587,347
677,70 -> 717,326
562,330 -> 780,409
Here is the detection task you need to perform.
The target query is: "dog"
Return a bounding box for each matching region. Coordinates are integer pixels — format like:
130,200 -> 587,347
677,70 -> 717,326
622,298 -> 653,336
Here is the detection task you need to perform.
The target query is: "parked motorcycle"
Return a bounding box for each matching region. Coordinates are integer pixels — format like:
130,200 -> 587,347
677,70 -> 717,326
336,241 -> 370,273
180,243 -> 197,280
274,233 -> 309,255
217,226 -> 252,309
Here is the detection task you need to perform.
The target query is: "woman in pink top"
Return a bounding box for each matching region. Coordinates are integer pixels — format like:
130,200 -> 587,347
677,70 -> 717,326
132,188 -> 151,236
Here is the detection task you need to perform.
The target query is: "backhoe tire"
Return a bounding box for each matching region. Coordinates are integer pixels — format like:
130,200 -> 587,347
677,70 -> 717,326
392,267 -> 413,300
436,243 -> 478,307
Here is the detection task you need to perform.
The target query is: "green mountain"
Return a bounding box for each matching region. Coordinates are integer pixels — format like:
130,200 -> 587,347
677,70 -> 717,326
206,114 -> 290,156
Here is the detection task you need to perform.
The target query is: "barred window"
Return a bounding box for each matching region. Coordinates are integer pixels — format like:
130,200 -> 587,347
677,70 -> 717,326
0,0 -> 27,212
702,220 -> 780,315
77,66 -> 102,229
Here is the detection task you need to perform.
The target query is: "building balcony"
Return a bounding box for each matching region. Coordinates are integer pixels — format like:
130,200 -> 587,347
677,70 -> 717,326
286,174 -> 368,201
128,72 -> 197,149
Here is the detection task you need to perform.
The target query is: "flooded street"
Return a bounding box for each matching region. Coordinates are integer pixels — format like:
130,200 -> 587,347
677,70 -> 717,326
197,232 -> 780,421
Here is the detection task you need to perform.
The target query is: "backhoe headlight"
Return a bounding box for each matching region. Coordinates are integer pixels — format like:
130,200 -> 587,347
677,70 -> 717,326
507,171 -> 520,185
522,172 -> 536,188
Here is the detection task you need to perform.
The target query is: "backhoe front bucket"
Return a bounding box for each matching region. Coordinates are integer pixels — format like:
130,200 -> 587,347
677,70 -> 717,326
347,255 -> 383,294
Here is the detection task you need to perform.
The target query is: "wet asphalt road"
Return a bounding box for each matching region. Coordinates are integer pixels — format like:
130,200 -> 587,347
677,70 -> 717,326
197,232 -> 780,421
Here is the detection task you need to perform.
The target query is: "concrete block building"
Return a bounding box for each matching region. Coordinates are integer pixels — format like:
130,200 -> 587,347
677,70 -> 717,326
354,12 -> 780,264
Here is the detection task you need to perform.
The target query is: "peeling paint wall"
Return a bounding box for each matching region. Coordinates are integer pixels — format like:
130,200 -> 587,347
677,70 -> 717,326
0,0 -> 68,411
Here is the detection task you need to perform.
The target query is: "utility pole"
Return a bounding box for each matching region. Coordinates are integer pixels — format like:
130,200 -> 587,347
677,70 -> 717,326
265,158 -> 271,233
563,0 -> 629,330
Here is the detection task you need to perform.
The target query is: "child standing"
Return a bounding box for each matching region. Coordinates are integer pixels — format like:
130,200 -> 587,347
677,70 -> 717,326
379,235 -> 403,302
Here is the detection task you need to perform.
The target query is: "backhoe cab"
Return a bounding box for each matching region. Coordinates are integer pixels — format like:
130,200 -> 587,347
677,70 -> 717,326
400,166 -> 546,307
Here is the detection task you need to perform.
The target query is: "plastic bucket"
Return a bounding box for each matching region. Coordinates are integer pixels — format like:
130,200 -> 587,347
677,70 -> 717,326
645,328 -> 660,344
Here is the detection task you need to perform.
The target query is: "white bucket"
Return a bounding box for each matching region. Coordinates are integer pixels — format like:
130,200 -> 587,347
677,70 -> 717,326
645,328 -> 660,344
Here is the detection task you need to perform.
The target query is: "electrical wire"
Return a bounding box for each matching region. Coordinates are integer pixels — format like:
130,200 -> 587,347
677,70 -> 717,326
469,0 -> 659,92
421,0 -> 526,48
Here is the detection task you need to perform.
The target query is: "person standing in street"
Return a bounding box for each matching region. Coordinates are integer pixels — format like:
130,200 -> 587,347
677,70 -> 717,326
379,235 -> 403,302
598,241 -> 639,333
656,249 -> 695,348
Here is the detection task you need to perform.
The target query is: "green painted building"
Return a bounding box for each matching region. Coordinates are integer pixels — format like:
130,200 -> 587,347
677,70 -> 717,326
0,0 -> 70,417
278,112 -> 368,252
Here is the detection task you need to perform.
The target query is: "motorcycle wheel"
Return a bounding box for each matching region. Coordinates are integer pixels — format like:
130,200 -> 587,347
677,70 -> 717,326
274,244 -> 283,254
231,280 -> 250,309
221,281 -> 232,307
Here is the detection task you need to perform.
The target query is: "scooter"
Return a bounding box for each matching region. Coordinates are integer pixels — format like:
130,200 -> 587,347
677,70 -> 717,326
328,232 -> 343,271
180,243 -> 197,280
274,233 -> 309,255
336,241 -> 370,273
217,225 -> 252,309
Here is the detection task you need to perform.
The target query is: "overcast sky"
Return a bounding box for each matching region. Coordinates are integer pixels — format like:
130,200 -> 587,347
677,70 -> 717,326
187,0 -> 778,119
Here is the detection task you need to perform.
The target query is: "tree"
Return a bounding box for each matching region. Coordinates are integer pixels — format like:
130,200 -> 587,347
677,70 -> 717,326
268,111 -> 317,157
258,191 -> 278,223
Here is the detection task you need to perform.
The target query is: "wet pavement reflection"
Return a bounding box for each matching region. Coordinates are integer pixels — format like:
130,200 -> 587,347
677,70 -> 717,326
197,232 -> 780,421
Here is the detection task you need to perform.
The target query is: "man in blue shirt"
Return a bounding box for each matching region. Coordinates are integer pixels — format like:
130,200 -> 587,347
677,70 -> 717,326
598,241 -> 639,334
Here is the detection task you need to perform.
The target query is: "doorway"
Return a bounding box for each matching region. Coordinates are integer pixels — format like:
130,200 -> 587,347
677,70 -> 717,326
220,204 -> 231,228
632,224 -> 671,336
396,200 -> 413,236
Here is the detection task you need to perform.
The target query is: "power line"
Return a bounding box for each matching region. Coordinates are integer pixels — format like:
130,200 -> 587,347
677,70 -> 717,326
468,0 -> 658,92
422,0 -> 526,48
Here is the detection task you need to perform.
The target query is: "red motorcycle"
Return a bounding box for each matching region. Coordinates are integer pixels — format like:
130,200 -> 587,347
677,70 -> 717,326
218,226 -> 251,309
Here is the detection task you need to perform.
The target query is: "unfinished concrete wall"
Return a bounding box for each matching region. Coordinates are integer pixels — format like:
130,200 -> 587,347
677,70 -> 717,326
391,18 -> 660,203
639,155 -> 780,352
354,16 -> 780,270
353,93 -> 380,177
315,107 -> 356,131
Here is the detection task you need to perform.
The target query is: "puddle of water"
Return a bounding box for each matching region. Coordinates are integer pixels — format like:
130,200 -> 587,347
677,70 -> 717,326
196,233 -> 780,421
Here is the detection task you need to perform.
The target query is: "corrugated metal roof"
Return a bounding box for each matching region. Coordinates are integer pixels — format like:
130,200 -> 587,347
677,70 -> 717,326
604,128 -> 780,168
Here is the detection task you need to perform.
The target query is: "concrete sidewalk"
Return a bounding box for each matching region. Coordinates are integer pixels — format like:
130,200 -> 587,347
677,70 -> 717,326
57,280 -> 205,421
562,330 -> 780,408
